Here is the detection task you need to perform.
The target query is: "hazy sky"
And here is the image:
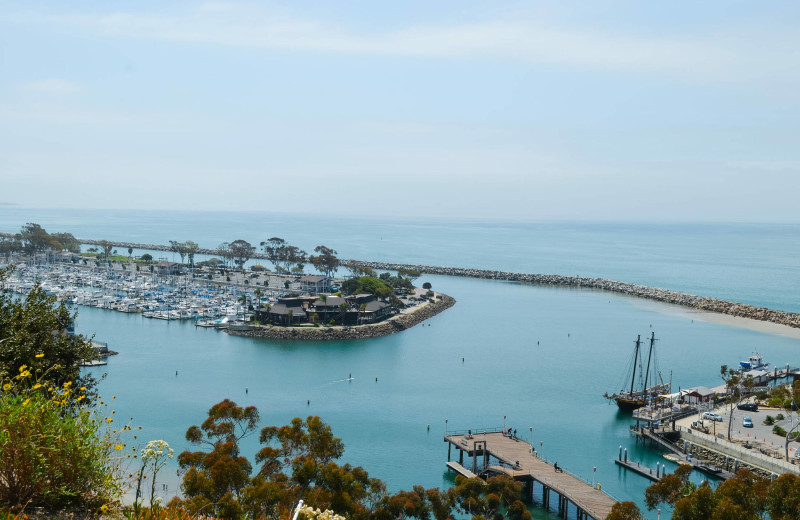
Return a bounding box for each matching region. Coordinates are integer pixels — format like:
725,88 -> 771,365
2,1 -> 799,221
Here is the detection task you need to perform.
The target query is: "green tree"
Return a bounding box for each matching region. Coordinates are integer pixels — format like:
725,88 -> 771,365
19,223 -> 55,254
397,268 -> 421,285
230,239 -> 256,271
218,242 -> 234,267
0,266 -> 97,392
178,399 -> 260,518
310,246 -> 340,278
644,464 -> 695,509
451,475 -> 531,520
422,282 -> 432,290
766,473 -> 800,520
720,365 -> 754,441
644,469 -> 771,520
261,237 -> 287,271
607,501 -> 645,520
185,240 -> 199,268
768,381 -> 800,460
140,253 -> 153,263
97,240 -> 114,260
52,232 -> 81,253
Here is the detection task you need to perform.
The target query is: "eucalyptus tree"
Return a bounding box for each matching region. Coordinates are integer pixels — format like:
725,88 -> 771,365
52,232 -> 81,253
310,246 -> 340,278
720,365 -> 755,441
19,223 -> 55,253
184,241 -> 199,268
229,240 -> 255,271
217,242 -> 233,267
261,237 -> 286,270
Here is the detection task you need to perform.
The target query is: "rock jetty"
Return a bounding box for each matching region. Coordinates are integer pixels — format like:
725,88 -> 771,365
227,294 -> 455,341
5,233 -> 798,330
351,261 -> 800,330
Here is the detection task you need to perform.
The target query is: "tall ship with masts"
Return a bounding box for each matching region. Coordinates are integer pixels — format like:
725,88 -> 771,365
604,332 -> 670,411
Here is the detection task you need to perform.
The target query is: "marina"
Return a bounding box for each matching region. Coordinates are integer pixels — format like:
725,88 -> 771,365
3,214 -> 800,517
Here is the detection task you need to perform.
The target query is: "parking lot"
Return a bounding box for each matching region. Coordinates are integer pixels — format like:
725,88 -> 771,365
676,404 -> 800,460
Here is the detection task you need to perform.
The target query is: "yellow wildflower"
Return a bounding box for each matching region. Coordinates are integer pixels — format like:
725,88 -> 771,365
106,417 -> 113,423
23,398 -> 30,406
32,383 -> 42,390
63,381 -> 72,388
2,383 -> 10,391
35,353 -> 44,358
19,365 -> 27,372
100,504 -> 109,513
115,444 -> 123,450
20,370 -> 31,378
80,386 -> 86,391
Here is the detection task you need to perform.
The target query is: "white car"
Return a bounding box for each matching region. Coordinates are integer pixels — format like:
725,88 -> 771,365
702,412 -> 723,422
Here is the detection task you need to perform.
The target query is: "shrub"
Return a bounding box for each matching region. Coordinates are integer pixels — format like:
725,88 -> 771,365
776,413 -> 785,421
764,415 -> 775,425
426,290 -> 434,297
0,368 -> 126,509
772,425 -> 787,437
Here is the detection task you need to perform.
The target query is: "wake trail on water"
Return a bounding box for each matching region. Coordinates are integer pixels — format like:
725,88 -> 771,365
323,377 -> 355,386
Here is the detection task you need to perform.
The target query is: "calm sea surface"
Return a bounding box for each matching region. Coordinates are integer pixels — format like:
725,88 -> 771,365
2,208 -> 800,519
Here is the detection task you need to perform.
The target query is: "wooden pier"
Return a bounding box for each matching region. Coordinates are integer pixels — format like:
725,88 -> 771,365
445,432 -> 616,520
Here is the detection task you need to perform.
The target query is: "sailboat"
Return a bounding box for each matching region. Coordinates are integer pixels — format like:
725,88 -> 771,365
604,332 -> 670,411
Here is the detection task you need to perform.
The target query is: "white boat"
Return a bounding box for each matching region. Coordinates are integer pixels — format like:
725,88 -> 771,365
739,353 -> 769,372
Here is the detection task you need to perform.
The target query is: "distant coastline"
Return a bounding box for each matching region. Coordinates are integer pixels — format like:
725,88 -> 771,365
3,233 -> 799,331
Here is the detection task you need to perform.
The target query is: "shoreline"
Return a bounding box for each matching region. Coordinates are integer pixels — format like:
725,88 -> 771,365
628,298 -> 800,340
4,233 -> 799,336
226,293 -> 456,341
352,261 -> 800,332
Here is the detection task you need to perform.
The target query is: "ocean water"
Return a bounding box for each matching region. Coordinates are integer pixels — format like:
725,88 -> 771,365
2,207 -> 800,519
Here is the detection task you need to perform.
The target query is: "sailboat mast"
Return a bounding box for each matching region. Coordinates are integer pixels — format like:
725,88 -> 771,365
629,335 -> 641,394
643,332 -> 655,391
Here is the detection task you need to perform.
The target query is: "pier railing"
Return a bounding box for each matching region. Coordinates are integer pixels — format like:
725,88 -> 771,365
445,427 -> 506,436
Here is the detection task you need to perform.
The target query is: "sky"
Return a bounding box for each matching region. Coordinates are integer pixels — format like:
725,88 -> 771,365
1,1 -> 799,221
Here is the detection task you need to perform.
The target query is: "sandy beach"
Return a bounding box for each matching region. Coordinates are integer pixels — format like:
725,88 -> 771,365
629,298 -> 800,340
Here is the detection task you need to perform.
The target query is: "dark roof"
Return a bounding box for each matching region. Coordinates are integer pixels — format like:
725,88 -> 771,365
269,303 -> 306,317
364,300 -> 390,312
313,296 -> 346,308
276,297 -> 308,307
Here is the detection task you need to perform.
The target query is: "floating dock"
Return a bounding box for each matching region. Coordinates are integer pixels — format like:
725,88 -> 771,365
445,431 -> 616,520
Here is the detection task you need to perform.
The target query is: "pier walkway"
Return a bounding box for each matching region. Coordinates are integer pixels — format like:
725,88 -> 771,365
445,432 -> 616,520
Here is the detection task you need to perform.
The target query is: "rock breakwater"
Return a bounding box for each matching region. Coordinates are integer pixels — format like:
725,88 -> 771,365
4,232 -> 797,330
352,261 -> 800,330
227,294 -> 456,341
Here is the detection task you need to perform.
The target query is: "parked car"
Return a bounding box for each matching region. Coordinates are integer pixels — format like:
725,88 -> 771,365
743,416 -> 753,427
738,402 -> 758,412
702,412 -> 723,422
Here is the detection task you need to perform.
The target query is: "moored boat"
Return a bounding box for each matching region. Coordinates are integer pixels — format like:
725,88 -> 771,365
604,332 -> 670,411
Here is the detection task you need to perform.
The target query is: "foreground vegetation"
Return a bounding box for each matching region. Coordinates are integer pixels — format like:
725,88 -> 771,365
0,266 -> 124,510
608,463 -> 800,520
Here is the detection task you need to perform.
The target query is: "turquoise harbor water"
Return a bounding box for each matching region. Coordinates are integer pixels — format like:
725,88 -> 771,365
3,208 -> 800,519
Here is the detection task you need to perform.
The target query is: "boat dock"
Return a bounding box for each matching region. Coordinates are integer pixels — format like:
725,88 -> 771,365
445,431 -> 616,520
629,426 -> 736,480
